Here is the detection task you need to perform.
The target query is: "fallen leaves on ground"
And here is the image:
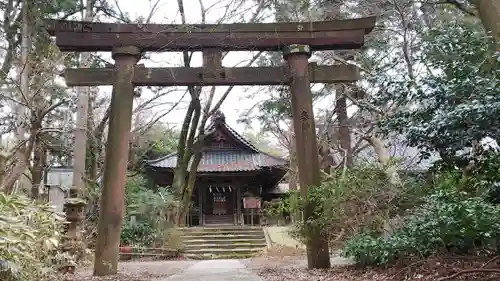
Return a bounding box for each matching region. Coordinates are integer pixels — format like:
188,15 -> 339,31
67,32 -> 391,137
256,255 -> 500,281
65,272 -> 158,281
261,245 -> 306,257
64,260 -> 196,281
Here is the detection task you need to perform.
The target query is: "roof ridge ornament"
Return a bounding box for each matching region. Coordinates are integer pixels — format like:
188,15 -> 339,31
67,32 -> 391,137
211,110 -> 226,123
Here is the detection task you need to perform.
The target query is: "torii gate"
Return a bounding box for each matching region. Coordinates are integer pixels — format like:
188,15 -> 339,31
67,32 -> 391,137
44,16 -> 375,272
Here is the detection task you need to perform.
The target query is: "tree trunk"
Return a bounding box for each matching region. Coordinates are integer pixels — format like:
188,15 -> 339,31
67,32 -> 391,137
470,0 -> 500,49
176,96 -> 202,225
336,86 -> 353,168
88,106 -> 110,183
177,148 -> 202,226
173,0 -> 205,221
288,123 -> 302,224
71,0 -> 93,196
2,134 -> 36,193
364,135 -> 402,186
172,100 -> 196,197
0,1 -> 21,83
31,131 -> 45,198
288,124 -> 298,190
1,2 -> 32,193
86,90 -> 96,179
128,109 -> 143,171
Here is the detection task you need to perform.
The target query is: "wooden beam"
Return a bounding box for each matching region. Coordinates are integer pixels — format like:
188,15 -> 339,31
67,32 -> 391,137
53,29 -> 367,52
43,17 -> 376,35
63,64 -> 360,86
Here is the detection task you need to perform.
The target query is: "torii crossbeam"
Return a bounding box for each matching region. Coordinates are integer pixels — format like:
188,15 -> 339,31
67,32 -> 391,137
44,17 -> 375,52
63,64 -> 359,86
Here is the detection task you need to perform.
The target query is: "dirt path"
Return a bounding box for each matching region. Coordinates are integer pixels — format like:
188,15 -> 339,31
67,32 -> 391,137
165,259 -> 262,281
71,259 -> 265,281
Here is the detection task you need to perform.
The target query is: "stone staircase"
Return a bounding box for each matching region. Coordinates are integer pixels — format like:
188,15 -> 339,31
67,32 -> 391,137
180,226 -> 267,259
204,214 -> 233,225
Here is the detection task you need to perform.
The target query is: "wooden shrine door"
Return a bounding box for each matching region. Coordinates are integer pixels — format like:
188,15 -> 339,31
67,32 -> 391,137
212,192 -> 227,215
210,189 -> 234,215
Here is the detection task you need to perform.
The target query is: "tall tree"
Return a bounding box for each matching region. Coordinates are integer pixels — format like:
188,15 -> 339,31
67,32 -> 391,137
380,15 -> 499,167
472,0 -> 500,48
5,0 -> 32,193
171,0 -> 267,225
0,0 -> 80,192
71,0 -> 93,198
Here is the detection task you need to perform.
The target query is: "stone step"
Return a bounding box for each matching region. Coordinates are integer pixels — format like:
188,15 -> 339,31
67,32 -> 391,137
184,252 -> 258,260
183,247 -> 264,255
182,234 -> 265,240
183,238 -> 266,245
180,226 -> 263,232
180,226 -> 266,260
182,230 -> 264,236
183,243 -> 267,250
204,218 -> 234,223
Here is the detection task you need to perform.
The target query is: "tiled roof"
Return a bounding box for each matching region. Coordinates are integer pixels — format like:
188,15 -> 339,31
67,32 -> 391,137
147,150 -> 287,172
205,120 -> 259,152
146,112 -> 288,172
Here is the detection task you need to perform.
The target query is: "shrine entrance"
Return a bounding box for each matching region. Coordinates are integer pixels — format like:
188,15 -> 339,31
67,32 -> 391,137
204,187 -> 234,224
44,16 -> 376,268
210,190 -> 232,215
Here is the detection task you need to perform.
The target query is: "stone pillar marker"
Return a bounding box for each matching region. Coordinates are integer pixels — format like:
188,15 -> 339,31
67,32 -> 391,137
93,46 -> 141,276
283,44 -> 331,269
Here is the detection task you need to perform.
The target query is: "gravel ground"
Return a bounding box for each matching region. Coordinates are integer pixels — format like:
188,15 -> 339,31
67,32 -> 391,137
245,255 -> 305,271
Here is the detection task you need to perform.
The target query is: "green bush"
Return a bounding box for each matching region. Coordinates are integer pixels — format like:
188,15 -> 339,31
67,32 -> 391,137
121,175 -> 176,247
274,165 -> 403,246
0,192 -> 73,281
120,221 -> 155,247
468,151 -> 500,203
342,183 -> 500,266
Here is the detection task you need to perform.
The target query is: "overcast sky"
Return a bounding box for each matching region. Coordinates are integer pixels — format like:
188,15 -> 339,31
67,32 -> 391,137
98,0 -> 272,133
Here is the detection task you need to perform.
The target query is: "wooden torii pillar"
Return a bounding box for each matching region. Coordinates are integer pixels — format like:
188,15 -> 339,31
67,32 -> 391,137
284,44 -> 329,268
93,46 -> 140,275
43,17 -> 376,272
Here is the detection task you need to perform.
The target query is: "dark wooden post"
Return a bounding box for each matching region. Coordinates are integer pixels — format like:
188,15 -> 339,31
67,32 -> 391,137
232,185 -> 237,225
236,186 -> 242,225
283,44 -> 331,269
93,46 -> 141,276
198,185 -> 203,226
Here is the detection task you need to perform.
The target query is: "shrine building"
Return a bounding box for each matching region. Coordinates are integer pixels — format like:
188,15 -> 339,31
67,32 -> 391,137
145,111 -> 288,226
